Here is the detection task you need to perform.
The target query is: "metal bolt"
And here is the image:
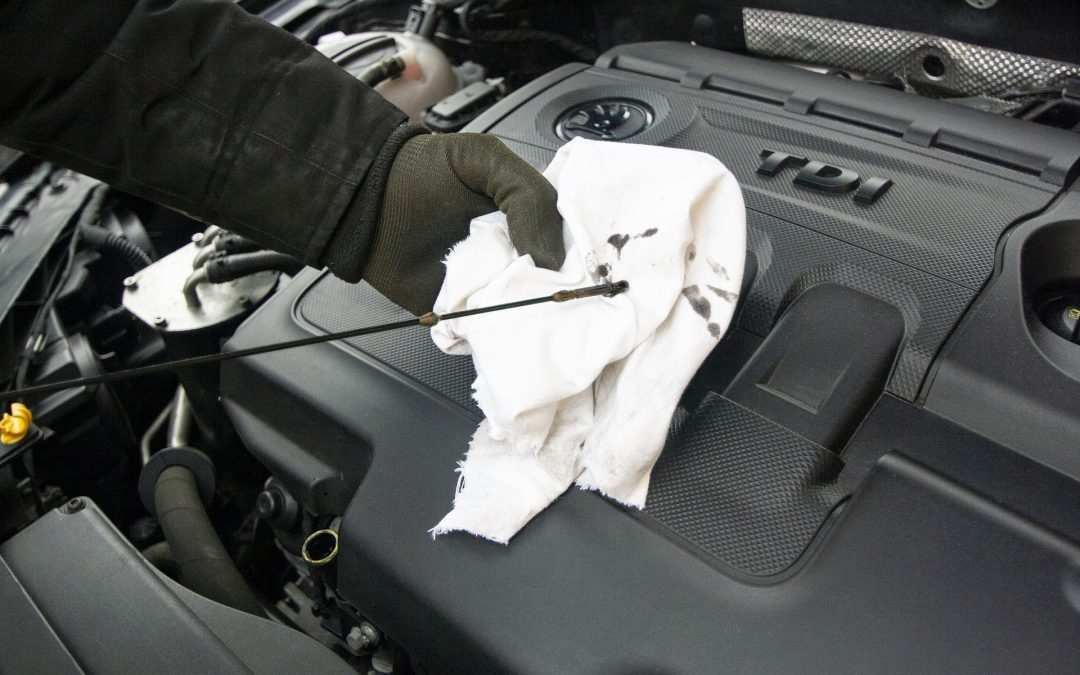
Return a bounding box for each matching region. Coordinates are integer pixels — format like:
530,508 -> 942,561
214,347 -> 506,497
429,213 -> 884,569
346,622 -> 381,651
191,232 -> 205,244
65,497 -> 85,513
153,316 -> 168,328
123,276 -> 138,289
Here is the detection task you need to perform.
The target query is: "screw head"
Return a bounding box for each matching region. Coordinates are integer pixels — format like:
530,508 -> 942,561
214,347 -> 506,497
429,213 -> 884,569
123,276 -> 138,289
191,232 -> 205,244
153,316 -> 168,328
65,497 -> 85,513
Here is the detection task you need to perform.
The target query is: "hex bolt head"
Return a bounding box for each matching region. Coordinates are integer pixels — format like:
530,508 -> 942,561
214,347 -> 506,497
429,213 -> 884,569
345,626 -> 362,651
152,316 -> 168,328
123,276 -> 138,289
346,622 -> 381,651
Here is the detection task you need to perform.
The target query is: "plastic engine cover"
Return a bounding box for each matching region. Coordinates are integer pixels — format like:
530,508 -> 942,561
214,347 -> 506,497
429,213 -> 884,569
222,43 -> 1080,673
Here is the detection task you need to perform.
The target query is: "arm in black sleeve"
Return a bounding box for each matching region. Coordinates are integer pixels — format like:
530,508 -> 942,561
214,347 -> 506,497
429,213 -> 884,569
0,0 -> 421,279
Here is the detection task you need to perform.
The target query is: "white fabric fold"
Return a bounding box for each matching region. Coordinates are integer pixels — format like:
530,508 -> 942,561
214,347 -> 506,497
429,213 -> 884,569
430,138 -> 746,543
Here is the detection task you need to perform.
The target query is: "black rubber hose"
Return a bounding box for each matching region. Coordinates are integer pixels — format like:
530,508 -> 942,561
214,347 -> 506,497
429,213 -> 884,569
75,186 -> 152,270
100,229 -> 152,270
154,465 -> 264,616
193,233 -> 266,269
358,53 -> 408,88
459,0 -> 596,62
213,233 -> 262,255
204,250 -> 304,283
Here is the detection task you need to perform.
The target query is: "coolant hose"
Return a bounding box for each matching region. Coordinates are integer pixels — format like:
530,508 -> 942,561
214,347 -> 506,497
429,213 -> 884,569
358,53 -> 409,88
80,224 -> 152,270
75,186 -> 153,270
192,233 -> 262,269
184,250 -> 302,306
154,465 -> 264,616
100,229 -> 152,270
213,233 -> 261,255
204,250 -> 304,282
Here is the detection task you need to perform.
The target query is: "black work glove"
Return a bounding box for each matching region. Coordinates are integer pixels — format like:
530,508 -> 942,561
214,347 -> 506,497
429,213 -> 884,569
352,132 -> 564,315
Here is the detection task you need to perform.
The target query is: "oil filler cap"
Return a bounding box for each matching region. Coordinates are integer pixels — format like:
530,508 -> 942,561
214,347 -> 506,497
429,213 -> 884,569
1037,292 -> 1080,344
555,99 -> 653,141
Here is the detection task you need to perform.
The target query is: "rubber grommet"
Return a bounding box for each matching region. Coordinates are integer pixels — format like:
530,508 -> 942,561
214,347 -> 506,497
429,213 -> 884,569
139,446 -> 216,515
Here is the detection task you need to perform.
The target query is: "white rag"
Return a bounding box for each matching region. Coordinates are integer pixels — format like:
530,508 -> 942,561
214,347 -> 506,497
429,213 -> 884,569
430,138 -> 746,543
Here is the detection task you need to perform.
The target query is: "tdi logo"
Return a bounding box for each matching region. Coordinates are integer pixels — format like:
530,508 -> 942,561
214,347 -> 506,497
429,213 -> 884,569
757,149 -> 893,205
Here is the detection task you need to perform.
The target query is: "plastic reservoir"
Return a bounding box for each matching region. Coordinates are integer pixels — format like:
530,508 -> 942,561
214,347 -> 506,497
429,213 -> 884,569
316,31 -> 458,119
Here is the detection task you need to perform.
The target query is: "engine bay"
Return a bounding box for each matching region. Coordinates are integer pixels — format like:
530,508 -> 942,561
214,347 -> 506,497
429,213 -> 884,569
3,1 -> 1080,672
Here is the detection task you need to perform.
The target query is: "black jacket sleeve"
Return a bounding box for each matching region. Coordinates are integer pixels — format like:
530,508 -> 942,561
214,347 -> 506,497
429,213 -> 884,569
0,0 -> 419,279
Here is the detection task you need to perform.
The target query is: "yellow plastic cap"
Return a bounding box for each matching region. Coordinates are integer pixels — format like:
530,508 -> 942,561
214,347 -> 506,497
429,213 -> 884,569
1,403 -> 33,445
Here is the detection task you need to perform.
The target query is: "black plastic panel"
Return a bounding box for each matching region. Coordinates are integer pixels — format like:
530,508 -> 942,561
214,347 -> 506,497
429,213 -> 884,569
220,43 -> 1080,672
223,285 -> 1080,671
725,283 -> 904,449
470,46 -> 1061,400
0,499 -> 351,674
926,188 -> 1080,479
294,274 -> 853,576
0,559 -> 81,673
300,209 -> 972,405
488,69 -> 1052,287
295,275 -> 479,417
648,394 -> 843,576
594,42 -> 1080,185
0,166 -> 99,321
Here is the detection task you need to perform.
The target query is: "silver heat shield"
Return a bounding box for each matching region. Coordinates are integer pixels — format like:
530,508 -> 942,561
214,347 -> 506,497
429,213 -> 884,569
743,8 -> 1079,98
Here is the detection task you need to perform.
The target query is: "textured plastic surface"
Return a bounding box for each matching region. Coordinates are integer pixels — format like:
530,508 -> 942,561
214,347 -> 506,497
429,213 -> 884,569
592,42 -> 1080,185
296,276 -> 479,416
296,277 -> 849,576
0,499 -> 351,674
223,284 -> 1080,671
926,188 -> 1080,480
725,284 -> 904,449
496,68 -> 1042,253
220,43 -> 1080,671
465,46 -> 1063,399
648,394 -> 843,576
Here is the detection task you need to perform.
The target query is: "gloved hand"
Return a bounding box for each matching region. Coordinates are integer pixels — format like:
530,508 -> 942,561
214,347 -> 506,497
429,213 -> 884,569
360,133 -> 565,315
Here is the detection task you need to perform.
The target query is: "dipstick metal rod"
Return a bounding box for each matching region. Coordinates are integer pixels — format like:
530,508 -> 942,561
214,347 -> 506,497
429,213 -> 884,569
3,280 -> 629,401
